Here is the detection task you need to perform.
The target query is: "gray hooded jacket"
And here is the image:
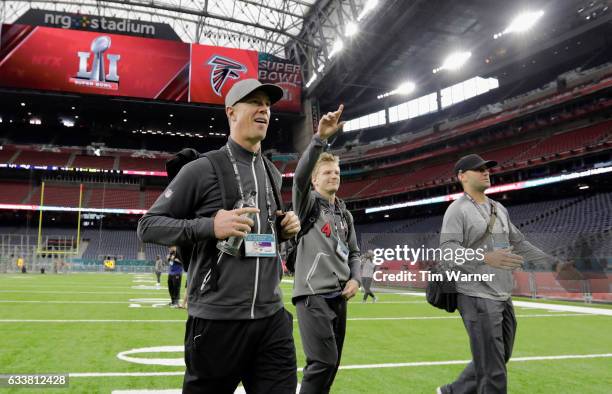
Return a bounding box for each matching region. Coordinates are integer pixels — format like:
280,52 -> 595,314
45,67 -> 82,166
292,136 -> 361,300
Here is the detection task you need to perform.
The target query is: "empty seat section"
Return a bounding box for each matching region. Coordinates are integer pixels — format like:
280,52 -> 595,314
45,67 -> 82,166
72,155 -> 115,170
13,150 -> 70,166
87,188 -> 141,209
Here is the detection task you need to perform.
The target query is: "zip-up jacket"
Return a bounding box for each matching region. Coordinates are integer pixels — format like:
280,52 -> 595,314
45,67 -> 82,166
292,135 -> 361,300
138,138 -> 284,320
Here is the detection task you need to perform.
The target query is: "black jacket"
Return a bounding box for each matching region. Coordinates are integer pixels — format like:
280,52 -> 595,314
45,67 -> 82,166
138,138 -> 285,320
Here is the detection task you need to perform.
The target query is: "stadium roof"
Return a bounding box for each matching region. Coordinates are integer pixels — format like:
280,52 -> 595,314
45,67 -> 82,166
1,0 -> 611,116
0,0 -> 319,56
308,0 -> 612,113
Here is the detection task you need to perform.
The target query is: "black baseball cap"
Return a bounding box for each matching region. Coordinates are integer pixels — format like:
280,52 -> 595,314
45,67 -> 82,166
224,79 -> 284,107
454,154 -> 497,174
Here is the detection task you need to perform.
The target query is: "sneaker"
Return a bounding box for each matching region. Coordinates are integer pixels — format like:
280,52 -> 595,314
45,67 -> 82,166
436,385 -> 451,394
373,296 -> 378,303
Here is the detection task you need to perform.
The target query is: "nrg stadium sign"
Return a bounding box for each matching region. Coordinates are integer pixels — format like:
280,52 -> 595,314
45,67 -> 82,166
15,9 -> 181,41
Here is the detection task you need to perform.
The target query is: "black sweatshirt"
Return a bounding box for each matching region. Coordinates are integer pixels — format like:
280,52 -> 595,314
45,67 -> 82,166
138,138 -> 285,320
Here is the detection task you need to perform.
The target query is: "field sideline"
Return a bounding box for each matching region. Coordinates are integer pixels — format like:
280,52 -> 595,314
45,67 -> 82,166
0,273 -> 610,393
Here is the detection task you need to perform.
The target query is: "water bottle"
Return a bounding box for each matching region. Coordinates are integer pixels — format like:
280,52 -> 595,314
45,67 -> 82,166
217,191 -> 258,256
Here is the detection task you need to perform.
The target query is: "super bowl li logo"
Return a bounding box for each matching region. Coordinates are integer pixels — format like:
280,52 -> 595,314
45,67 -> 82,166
70,36 -> 120,90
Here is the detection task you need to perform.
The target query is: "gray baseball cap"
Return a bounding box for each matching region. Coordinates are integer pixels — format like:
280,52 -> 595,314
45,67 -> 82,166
224,79 -> 284,107
454,154 -> 497,174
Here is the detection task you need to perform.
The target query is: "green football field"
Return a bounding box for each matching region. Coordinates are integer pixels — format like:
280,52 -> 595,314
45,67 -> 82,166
0,273 -> 611,394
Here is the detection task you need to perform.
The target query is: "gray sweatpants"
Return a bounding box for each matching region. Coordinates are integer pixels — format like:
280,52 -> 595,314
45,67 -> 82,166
296,295 -> 347,394
447,294 -> 516,394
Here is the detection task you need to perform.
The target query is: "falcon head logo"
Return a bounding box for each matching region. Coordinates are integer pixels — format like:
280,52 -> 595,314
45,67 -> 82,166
207,55 -> 247,96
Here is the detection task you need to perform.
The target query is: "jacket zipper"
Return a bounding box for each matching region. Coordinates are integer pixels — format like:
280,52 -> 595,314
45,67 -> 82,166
250,154 -> 261,319
306,252 -> 329,294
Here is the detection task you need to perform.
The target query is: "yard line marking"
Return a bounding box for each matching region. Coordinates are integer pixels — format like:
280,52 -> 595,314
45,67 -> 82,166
0,300 -> 131,304
371,289 -> 612,316
67,353 -> 612,377
0,300 -> 422,305
0,290 -> 164,295
337,353 -> 612,370
0,313 -> 596,323
513,300 -> 612,316
111,385 -> 302,393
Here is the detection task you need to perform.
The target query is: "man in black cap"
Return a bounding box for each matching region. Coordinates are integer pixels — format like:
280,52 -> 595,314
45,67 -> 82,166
437,154 -> 563,394
138,79 -> 301,393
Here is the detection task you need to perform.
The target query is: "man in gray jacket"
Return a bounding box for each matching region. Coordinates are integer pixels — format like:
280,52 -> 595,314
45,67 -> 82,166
292,104 -> 361,394
138,79 -> 301,393
360,250 -> 377,303
437,154 -> 565,394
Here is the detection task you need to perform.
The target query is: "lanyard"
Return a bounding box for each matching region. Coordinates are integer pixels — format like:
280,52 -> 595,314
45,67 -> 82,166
464,193 -> 498,234
326,202 -> 346,241
225,144 -> 274,223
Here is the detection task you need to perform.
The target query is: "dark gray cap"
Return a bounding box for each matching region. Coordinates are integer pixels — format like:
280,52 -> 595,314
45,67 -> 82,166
454,154 -> 497,174
224,79 -> 284,107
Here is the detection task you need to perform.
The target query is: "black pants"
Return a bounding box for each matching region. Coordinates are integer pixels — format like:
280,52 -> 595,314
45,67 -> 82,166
183,308 -> 297,394
296,295 -> 347,394
446,294 -> 517,394
362,277 -> 375,301
168,273 -> 182,305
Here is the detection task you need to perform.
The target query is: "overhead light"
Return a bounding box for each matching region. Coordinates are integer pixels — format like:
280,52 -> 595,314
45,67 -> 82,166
123,110 -> 127,114
433,51 -> 472,73
345,22 -> 358,37
209,125 -> 213,128
384,214 -> 389,218
579,185 -> 590,190
396,81 -> 416,95
169,114 -> 174,117
0,117 -> 2,123
168,122 -> 172,125
71,106 -> 76,110
498,10 -> 544,38
75,115 -> 79,119
61,118 -> 75,127
123,119 -> 127,122
305,73 -> 318,88
377,81 -> 416,99
317,63 -> 325,72
20,102 -> 26,107
328,39 -> 344,59
358,0 -> 379,21
211,117 -> 215,121
93,148 -> 101,157
29,117 -> 42,125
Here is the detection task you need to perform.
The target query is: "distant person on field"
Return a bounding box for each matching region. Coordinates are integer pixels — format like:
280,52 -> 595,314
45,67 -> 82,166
154,254 -> 164,287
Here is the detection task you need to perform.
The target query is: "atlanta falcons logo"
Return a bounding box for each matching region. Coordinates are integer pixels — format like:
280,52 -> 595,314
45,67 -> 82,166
207,55 -> 248,96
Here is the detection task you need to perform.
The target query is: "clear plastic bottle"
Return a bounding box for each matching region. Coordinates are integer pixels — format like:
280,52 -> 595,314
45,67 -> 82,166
217,191 -> 257,256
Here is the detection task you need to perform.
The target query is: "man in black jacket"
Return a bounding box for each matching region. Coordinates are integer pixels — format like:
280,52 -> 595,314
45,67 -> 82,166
138,79 -> 301,393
